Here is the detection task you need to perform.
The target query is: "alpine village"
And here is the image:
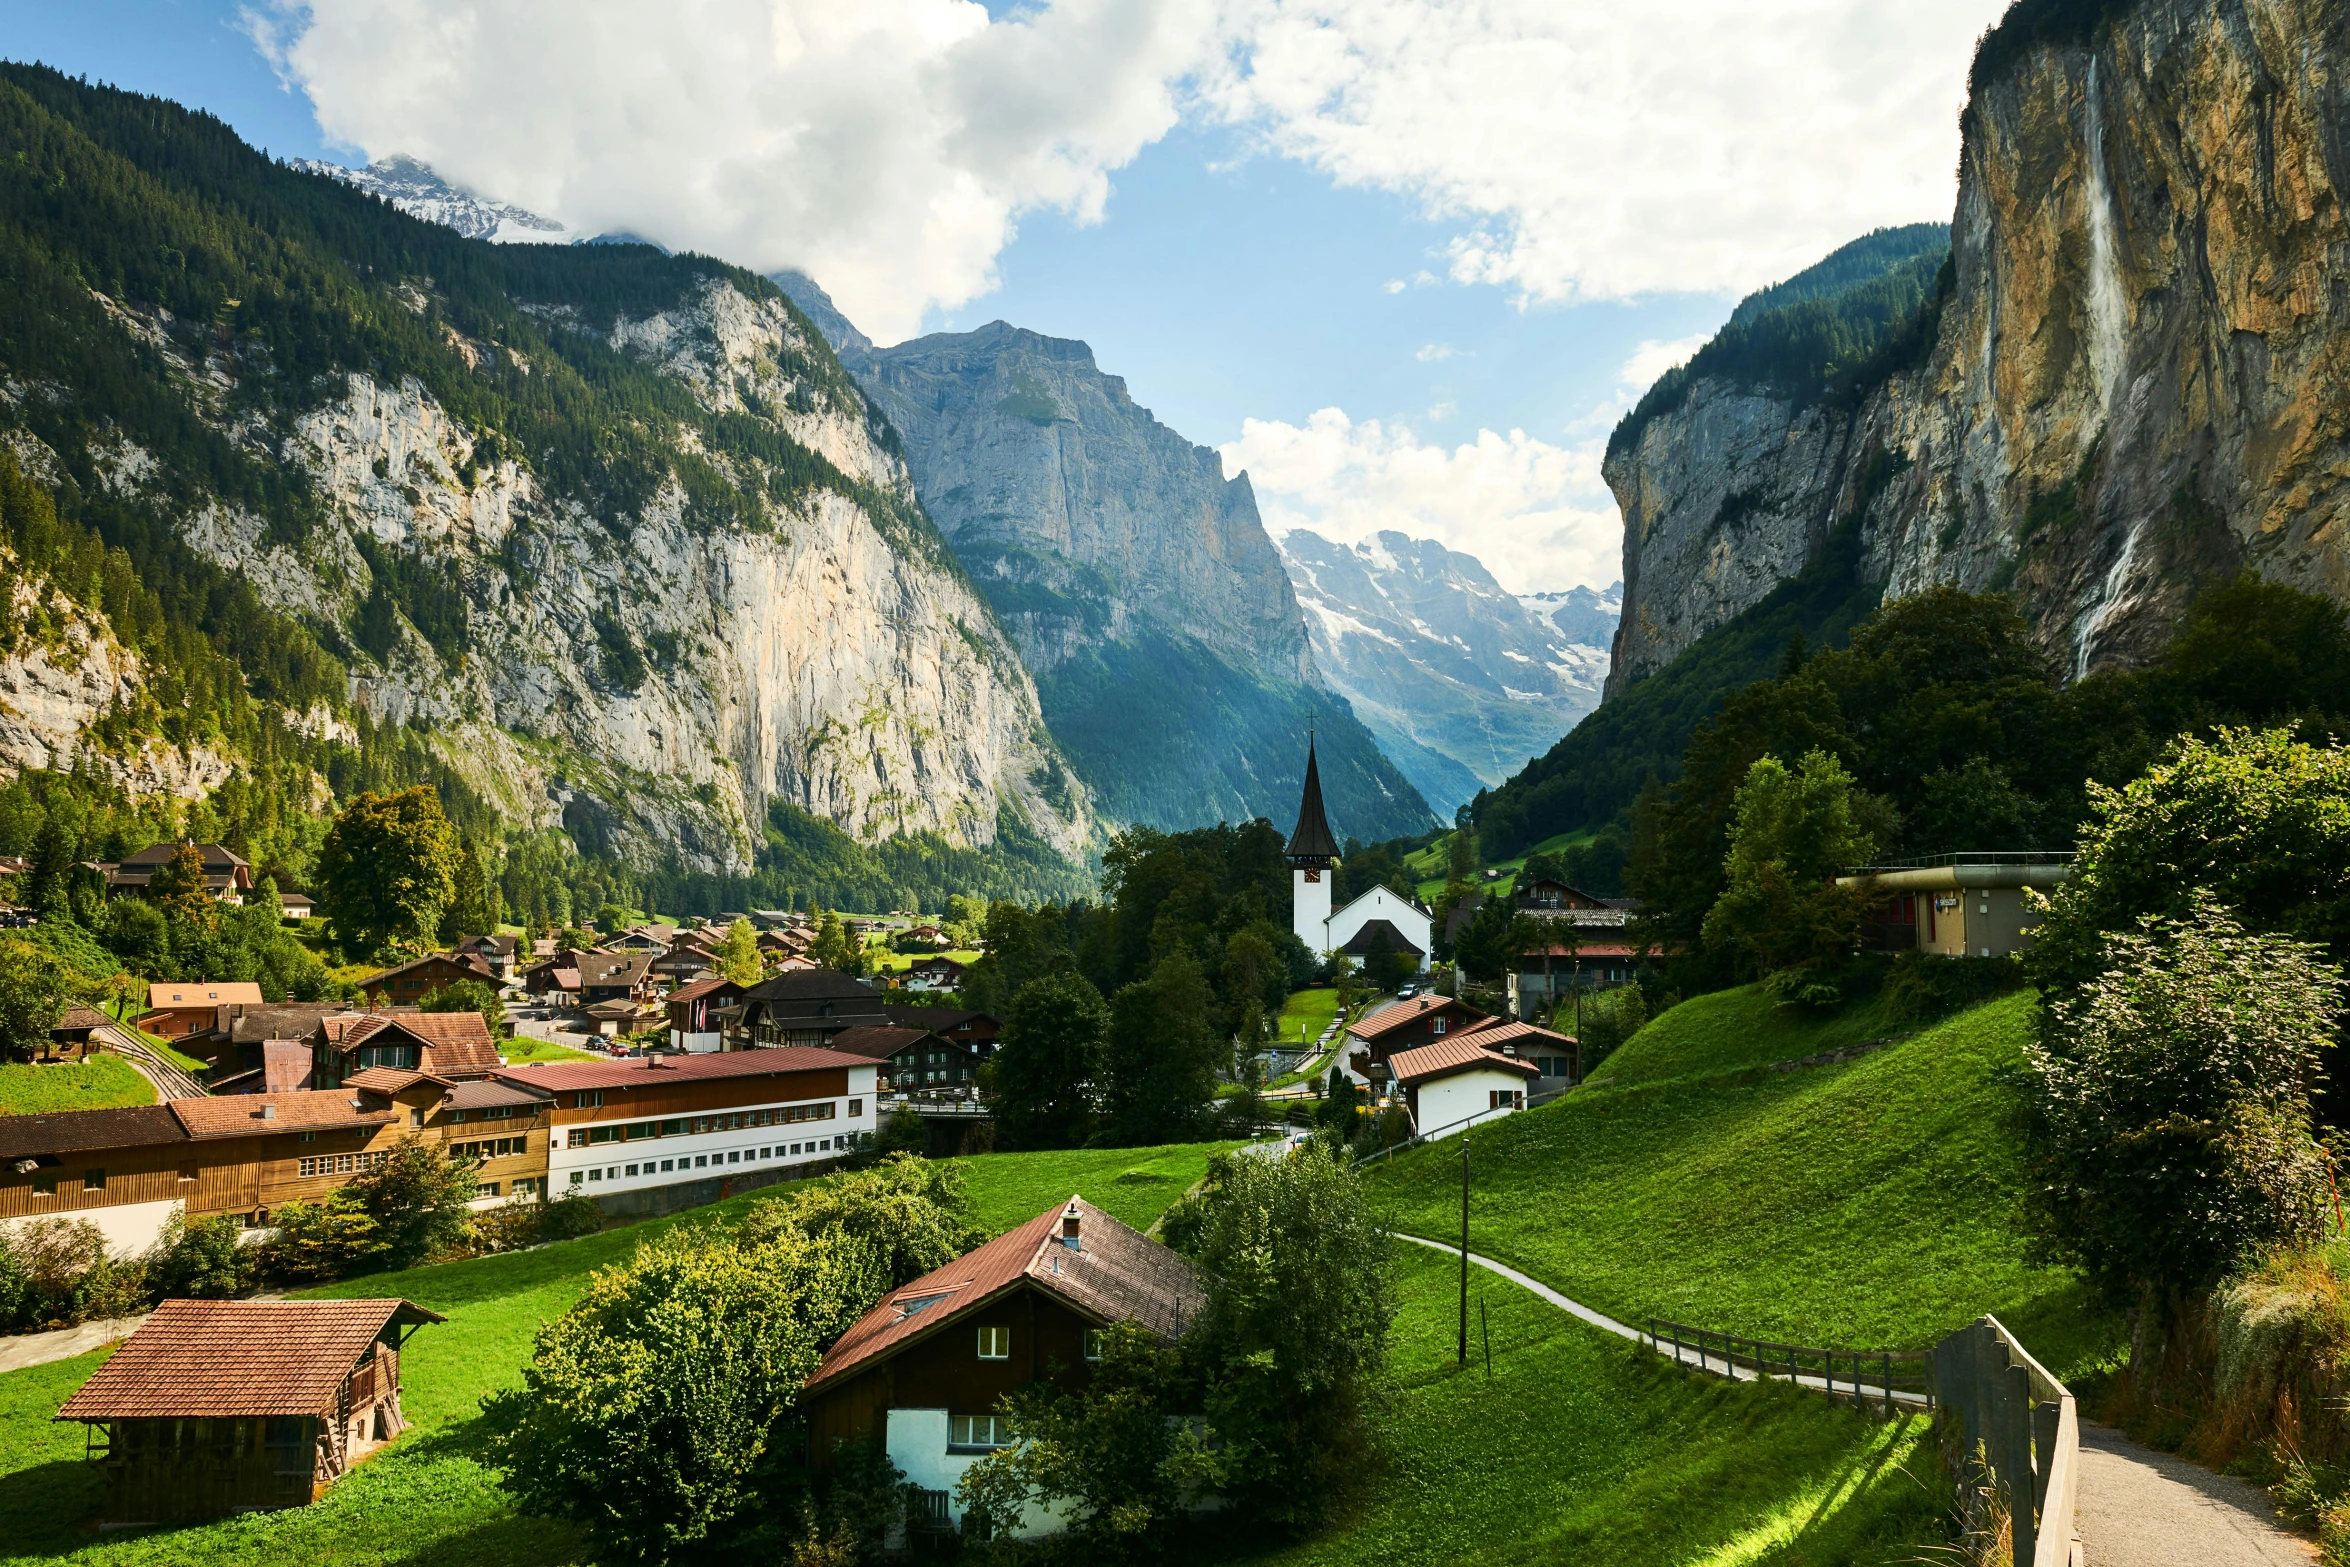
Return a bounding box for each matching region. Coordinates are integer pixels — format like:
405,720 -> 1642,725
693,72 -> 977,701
4,2 -> 2350,1564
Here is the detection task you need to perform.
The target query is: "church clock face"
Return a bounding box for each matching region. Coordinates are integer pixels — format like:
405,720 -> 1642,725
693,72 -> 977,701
1303,869 -> 1321,882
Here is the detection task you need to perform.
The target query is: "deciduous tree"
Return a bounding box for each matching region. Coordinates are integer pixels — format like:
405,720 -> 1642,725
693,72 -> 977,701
1105,951 -> 1219,1146
993,971 -> 1107,1150
317,787 -> 459,958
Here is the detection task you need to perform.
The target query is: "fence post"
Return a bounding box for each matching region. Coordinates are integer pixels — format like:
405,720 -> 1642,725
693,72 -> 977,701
1883,1350 -> 1894,1420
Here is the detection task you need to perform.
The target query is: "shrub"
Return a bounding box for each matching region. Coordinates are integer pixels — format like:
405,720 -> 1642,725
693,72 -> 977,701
538,1189 -> 606,1243
2019,899 -> 2338,1306
344,1136 -> 479,1271
149,1213 -> 257,1299
739,1152 -> 980,1290
483,1221 -> 884,1564
1170,1142 -> 1395,1532
263,1192 -> 386,1283
1881,950 -> 2024,1023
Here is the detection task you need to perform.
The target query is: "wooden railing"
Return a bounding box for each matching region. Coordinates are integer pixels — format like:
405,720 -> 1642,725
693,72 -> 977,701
1645,1317 -> 1934,1418
1933,1314 -> 2080,1567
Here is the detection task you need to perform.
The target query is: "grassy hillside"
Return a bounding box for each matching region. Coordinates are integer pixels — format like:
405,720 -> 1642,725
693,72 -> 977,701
1367,988 -> 2117,1377
0,1141 -> 1235,1567
0,1058 -> 154,1115
1581,983 -> 1907,1090
1249,1243 -> 1942,1567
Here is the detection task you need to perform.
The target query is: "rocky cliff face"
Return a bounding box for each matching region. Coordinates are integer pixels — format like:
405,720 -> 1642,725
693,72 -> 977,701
1608,0 -> 2350,688
776,274 -> 1436,840
1278,529 -> 1610,817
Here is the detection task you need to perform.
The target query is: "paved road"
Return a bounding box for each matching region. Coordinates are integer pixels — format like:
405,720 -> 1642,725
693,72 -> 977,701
2076,1422 -> 2318,1566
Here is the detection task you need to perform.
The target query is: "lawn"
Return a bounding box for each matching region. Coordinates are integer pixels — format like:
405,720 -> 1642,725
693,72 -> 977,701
1580,981 -> 1909,1090
1405,827 -> 1593,902
0,1140 -> 1238,1567
1364,988 -> 2120,1378
864,946 -> 983,975
498,1036 -> 601,1065
0,1057 -> 154,1115
1244,1241 -> 1946,1567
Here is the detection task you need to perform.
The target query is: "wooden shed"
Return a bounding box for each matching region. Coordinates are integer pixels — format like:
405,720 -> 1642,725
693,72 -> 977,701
54,1297 -> 444,1524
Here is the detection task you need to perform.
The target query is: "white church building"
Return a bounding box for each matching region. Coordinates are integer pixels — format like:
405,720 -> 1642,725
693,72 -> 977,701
1287,738 -> 1434,973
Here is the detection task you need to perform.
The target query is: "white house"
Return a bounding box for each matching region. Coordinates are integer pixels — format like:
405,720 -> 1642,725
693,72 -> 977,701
1285,738 -> 1433,972
1389,1035 -> 1541,1138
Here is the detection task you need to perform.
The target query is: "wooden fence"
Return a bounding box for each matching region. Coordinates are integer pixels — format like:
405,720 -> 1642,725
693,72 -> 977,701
1644,1317 -> 1934,1417
1932,1314 -> 2080,1567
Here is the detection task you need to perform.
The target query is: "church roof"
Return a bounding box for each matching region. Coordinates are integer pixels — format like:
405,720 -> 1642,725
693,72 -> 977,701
1286,739 -> 1341,863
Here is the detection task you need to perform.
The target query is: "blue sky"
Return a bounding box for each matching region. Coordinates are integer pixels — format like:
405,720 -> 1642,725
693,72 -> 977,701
0,0 -> 1998,593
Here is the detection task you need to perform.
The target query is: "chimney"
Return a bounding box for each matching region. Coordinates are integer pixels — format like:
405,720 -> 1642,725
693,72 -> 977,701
256,1103 -> 275,1120
1060,1200 -> 1082,1250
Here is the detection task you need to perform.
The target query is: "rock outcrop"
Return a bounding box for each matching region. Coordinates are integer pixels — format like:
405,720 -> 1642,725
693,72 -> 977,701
1608,0 -> 2350,687
777,275 -> 1436,840
1279,529 -> 1610,817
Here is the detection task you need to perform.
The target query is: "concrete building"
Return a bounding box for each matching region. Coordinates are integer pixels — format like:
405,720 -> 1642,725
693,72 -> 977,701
1838,854 -> 2076,960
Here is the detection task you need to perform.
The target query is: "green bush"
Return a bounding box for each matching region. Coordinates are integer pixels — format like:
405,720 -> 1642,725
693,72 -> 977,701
537,1189 -> 606,1244
1881,950 -> 2024,1024
344,1136 -> 480,1271
149,1213 -> 257,1299
262,1192 -> 387,1283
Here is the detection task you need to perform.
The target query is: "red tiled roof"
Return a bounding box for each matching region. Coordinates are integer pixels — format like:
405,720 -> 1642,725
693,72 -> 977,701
55,1299 -> 444,1421
170,1091 -> 395,1139
492,1046 -> 861,1093
808,1198 -> 1205,1393
320,1012 -> 501,1077
1389,1036 -> 1542,1086
1456,1020 -> 1578,1052
444,1077 -> 551,1111
1345,996 -> 1490,1042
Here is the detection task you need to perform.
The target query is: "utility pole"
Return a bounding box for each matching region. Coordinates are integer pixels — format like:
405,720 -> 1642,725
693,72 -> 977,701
1458,1131 -> 1471,1368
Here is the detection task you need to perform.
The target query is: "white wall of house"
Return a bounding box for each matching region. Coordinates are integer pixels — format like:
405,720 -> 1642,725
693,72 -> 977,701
1411,1069 -> 1529,1139
886,1408 -> 1067,1538
551,1067 -> 876,1197
1321,886 -> 1433,972
1,1195 -> 183,1258
669,1028 -> 723,1054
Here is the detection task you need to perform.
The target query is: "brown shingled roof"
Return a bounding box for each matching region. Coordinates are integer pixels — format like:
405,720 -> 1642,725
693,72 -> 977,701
0,1105 -> 186,1162
1344,996 -> 1490,1042
343,1066 -> 452,1095
55,1299 -> 444,1421
170,1091 -> 395,1139
807,1197 -> 1205,1393
824,1025 -> 930,1061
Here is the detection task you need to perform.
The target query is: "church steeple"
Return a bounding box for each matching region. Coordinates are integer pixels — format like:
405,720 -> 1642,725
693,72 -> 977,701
1285,734 -> 1340,866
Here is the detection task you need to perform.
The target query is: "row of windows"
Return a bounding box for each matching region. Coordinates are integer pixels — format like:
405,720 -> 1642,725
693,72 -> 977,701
446,1104 -> 524,1123
564,1102 -> 848,1149
450,1137 -> 527,1162
567,1137 -> 846,1185
971,1327 -> 1103,1363
28,1169 -> 102,1196
298,1151 -> 390,1178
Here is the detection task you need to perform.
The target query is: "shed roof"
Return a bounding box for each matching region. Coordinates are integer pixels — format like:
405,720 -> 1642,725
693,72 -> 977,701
808,1197 -> 1205,1393
55,1299 -> 444,1421
1389,1036 -> 1543,1086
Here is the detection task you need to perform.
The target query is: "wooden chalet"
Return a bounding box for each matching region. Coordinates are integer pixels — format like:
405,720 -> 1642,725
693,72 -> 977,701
900,955 -> 967,993
176,1001 -> 347,1077
452,933 -> 521,980
1342,994 -> 1493,1083
138,982 -> 266,1042
101,842 -> 254,901
803,1197 -> 1207,1537
882,1005 -> 1001,1051
521,948 -> 588,1001
55,1297 -> 443,1524
667,976 -> 748,1054
828,1024 -> 983,1094
308,1012 -> 501,1089
357,952 -> 496,1007
725,969 -> 889,1050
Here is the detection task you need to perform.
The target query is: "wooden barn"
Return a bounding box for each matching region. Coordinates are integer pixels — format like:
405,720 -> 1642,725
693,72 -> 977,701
53,1297 -> 443,1524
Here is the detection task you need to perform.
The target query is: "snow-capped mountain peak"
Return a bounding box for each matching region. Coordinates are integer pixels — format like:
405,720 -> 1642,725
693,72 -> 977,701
295,155 -> 574,244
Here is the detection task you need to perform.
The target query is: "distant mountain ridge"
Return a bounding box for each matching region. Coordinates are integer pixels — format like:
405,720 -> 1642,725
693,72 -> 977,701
774,271 -> 1437,843
294,155 -> 576,243
1278,529 -> 1612,818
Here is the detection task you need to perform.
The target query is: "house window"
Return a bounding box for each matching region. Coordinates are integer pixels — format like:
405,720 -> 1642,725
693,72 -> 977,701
1083,1330 -> 1104,1362
1487,1090 -> 1523,1110
513,1177 -> 541,1196
949,1415 -> 1012,1450
1432,1017 -> 1448,1036
31,1174 -> 56,1196
84,1169 -> 105,1190
569,1171 -> 584,1186
976,1326 -> 1010,1360
571,1091 -> 605,1109
299,1131 -> 316,1144
848,1099 -> 862,1117
178,1163 -> 199,1183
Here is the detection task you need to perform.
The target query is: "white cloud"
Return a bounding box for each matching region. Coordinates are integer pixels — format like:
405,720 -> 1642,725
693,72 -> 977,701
255,0 -> 1221,343
1223,409 -> 1618,593
1413,342 -> 1458,362
1381,278 -> 1406,295
1618,333 -> 1712,393
1209,0 -> 2004,305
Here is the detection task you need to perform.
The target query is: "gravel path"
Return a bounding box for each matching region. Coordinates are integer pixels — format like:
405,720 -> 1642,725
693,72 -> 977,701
2076,1422 -> 2318,1566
